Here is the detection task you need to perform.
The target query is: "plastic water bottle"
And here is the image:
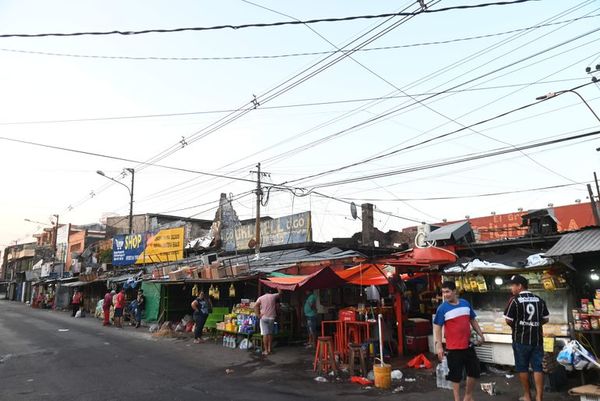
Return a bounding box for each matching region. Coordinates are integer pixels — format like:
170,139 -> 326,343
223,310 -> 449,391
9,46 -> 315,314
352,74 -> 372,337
222,335 -> 227,347
436,357 -> 452,390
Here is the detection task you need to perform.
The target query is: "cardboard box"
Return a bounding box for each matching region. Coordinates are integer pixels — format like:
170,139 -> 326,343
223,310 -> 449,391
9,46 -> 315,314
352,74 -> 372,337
211,266 -> 226,279
231,264 -> 249,276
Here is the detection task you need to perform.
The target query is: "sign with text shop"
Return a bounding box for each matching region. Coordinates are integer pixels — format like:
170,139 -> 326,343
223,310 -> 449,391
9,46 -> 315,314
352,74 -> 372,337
112,227 -> 184,266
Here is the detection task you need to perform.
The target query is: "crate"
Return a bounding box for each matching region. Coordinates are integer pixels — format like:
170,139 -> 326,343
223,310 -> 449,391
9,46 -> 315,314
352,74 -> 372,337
406,335 -> 429,354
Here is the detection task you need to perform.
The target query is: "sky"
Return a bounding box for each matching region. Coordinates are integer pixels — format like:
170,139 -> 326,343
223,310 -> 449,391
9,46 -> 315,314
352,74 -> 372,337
1,0 -> 600,253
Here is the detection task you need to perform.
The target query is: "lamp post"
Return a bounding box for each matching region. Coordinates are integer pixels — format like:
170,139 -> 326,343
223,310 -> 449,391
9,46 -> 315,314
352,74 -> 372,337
97,168 -> 135,234
536,85 -> 600,123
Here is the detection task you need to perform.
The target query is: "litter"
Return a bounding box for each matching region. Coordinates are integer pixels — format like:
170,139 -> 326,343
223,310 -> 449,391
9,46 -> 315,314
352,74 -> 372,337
480,382 -> 496,395
367,370 -> 375,381
393,386 -> 404,393
407,354 -> 432,369
391,370 -> 403,380
505,374 -> 514,379
405,378 -> 416,382
225,369 -> 234,374
350,376 -> 373,386
314,377 -> 328,383
58,329 -> 69,332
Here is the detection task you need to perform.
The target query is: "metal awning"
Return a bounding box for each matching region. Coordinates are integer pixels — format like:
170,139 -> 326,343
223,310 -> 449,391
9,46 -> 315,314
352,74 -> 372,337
61,280 -> 93,287
427,221 -> 472,242
545,228 -> 600,257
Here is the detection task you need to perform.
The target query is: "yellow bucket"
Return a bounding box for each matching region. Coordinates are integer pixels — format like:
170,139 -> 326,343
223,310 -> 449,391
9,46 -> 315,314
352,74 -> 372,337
373,363 -> 392,389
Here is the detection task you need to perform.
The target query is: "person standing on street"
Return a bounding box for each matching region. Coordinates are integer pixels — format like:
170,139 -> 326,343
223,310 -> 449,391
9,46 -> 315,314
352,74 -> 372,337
304,289 -> 318,348
254,288 -> 281,356
191,291 -> 212,343
114,288 -> 126,328
504,275 -> 549,401
71,289 -> 83,317
434,281 -> 485,401
135,289 -> 145,328
103,290 -> 114,326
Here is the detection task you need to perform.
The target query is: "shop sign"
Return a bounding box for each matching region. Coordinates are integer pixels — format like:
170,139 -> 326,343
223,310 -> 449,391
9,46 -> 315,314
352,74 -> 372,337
222,211 -> 312,251
112,227 -> 185,266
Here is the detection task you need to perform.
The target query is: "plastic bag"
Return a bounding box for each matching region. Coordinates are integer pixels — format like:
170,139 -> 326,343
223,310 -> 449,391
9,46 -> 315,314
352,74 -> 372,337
557,342 -> 574,367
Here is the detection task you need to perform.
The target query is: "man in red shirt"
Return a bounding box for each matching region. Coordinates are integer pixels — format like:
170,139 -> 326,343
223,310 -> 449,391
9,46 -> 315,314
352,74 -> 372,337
434,281 -> 485,401
114,288 -> 126,328
103,290 -> 114,326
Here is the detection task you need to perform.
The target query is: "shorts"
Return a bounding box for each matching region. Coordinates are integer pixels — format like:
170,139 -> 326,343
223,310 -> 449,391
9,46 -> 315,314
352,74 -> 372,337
260,317 -> 275,335
447,347 -> 481,383
307,316 -> 317,335
114,308 -> 123,317
513,343 -> 543,373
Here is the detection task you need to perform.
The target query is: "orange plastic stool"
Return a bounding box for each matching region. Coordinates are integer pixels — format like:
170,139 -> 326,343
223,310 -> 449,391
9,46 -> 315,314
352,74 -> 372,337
313,336 -> 337,375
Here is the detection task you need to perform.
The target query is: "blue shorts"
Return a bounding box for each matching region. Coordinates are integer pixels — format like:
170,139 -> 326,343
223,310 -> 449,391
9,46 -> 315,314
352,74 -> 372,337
513,343 -> 543,373
114,308 -> 123,317
307,316 -> 317,335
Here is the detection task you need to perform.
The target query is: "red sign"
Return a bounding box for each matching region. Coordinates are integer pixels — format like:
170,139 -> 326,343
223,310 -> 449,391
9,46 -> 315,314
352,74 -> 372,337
457,203 -> 595,241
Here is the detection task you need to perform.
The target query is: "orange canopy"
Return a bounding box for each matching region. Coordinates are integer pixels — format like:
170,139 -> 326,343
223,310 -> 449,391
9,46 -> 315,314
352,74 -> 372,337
336,263 -> 427,286
377,246 -> 457,267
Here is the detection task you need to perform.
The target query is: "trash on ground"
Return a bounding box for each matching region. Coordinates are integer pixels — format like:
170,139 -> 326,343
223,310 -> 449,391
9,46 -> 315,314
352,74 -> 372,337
350,376 -> 373,386
391,370 -> 403,380
405,378 -> 416,382
393,386 -> 404,393
481,382 -> 497,395
58,329 -> 69,332
314,376 -> 328,383
225,369 -> 234,374
407,354 -> 432,369
367,370 -> 375,381
505,374 -> 514,379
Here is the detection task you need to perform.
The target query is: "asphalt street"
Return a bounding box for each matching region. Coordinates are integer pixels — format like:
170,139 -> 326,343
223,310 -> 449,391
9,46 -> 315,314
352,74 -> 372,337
0,301 -> 578,401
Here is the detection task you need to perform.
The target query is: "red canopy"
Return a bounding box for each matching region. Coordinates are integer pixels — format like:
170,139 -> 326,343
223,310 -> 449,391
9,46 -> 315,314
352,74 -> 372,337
336,263 -> 427,286
260,266 -> 347,291
378,246 -> 457,267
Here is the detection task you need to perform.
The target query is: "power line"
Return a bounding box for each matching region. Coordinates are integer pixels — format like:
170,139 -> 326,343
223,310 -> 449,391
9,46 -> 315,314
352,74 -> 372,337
340,182 -> 590,201
308,129 -> 600,189
0,1 -> 537,39
0,78 -> 586,126
1,12 -> 596,62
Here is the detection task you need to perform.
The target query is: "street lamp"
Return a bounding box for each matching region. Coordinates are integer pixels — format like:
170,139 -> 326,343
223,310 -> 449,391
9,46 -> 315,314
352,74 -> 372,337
97,168 -> 135,234
536,84 -> 600,123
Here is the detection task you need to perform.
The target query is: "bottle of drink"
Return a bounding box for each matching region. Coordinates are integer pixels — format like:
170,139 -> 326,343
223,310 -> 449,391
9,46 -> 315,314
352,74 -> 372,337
223,335 -> 227,347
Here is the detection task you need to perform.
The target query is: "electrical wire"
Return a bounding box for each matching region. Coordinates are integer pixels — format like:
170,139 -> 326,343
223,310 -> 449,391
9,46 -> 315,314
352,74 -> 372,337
1,12 -> 597,62
307,128 -> 600,189
339,182 -> 591,201
0,1 -> 537,39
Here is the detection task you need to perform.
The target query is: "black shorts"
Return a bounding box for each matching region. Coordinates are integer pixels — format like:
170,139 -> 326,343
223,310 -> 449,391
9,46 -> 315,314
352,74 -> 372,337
114,308 -> 123,317
446,347 -> 480,383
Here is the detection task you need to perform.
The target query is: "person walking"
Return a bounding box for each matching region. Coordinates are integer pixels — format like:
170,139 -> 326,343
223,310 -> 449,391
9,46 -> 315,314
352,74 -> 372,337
304,289 -> 318,348
434,281 -> 485,401
114,288 -> 126,328
103,290 -> 114,326
71,289 -> 83,317
254,288 -> 281,356
191,291 -> 212,343
504,275 -> 549,401
135,289 -> 145,328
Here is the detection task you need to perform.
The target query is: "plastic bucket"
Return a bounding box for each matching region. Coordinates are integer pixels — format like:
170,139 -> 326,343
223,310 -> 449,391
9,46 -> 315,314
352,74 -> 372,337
373,363 -> 392,389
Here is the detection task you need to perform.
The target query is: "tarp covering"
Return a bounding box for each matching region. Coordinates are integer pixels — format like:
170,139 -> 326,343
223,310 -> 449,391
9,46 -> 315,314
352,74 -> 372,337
260,266 -> 347,291
337,264 -> 427,286
381,247 -> 457,267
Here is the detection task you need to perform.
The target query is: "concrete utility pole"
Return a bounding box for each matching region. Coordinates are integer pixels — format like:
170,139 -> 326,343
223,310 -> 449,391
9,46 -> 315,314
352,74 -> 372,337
587,184 -> 600,226
250,163 -> 270,255
96,168 -> 135,234
52,214 -> 59,253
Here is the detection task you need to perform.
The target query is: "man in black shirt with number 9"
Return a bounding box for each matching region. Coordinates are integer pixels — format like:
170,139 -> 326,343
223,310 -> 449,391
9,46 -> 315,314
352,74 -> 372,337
504,274 -> 549,401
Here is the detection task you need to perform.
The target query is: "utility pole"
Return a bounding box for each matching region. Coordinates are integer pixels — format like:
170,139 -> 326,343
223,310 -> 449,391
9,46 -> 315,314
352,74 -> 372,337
127,168 -> 135,235
250,163 -> 270,255
52,214 -> 59,253
587,184 -> 600,226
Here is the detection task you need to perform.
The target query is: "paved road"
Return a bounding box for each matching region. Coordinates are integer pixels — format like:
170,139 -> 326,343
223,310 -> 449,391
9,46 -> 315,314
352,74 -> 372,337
0,301 -> 577,401
0,301 -> 412,401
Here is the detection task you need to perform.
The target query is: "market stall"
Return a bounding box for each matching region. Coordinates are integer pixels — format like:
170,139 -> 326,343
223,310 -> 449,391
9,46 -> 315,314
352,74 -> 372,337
441,250 -> 572,366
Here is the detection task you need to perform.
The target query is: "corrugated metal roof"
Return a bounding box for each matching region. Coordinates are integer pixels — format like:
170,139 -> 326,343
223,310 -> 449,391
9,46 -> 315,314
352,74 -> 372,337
545,228 -> 600,256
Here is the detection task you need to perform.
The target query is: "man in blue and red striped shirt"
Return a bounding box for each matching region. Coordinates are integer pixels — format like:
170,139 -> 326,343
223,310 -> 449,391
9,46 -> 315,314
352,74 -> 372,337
434,281 -> 485,401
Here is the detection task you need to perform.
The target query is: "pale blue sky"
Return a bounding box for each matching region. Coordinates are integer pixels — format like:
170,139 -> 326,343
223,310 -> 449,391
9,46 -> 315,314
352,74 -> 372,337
1,0 -> 599,250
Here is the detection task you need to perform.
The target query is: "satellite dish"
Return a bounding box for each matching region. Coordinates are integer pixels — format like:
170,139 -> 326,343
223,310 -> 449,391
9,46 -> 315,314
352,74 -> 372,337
350,202 -> 358,220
